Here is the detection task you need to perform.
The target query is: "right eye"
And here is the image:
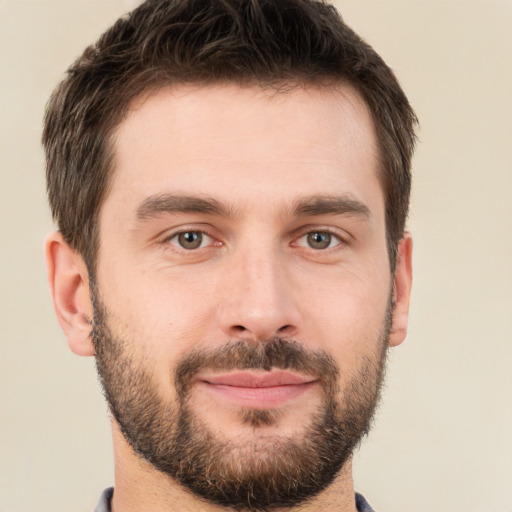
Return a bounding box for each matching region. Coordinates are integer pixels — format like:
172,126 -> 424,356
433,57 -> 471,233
167,231 -> 213,250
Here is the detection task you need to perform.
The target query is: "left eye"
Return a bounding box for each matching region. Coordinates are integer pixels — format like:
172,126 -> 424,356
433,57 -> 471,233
297,231 -> 341,250
168,231 -> 212,250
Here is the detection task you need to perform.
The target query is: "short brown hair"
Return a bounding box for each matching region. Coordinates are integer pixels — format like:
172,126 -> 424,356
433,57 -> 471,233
43,0 -> 417,274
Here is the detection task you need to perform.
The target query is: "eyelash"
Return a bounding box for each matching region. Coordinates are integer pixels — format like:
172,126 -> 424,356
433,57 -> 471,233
294,229 -> 344,250
163,229 -> 218,251
161,227 -> 348,253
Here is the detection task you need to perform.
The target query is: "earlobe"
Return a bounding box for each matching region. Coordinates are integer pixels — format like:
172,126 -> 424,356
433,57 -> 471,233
45,232 -> 95,356
388,233 -> 413,348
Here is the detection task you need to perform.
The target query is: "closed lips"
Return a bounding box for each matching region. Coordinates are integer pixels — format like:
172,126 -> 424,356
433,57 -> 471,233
196,371 -> 318,408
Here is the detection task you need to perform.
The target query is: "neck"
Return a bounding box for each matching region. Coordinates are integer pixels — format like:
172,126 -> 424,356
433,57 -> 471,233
110,425 -> 358,512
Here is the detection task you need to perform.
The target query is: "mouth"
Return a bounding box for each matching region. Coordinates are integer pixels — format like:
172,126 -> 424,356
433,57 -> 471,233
195,370 -> 319,409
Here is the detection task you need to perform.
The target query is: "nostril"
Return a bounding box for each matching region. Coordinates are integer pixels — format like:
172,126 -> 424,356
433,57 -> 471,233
227,323 -> 297,339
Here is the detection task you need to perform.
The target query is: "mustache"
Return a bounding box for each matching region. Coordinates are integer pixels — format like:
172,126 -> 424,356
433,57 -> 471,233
174,338 -> 340,399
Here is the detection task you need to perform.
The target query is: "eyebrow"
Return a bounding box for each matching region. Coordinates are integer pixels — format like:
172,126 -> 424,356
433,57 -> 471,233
293,195 -> 371,219
136,194 -> 233,221
135,193 -> 370,222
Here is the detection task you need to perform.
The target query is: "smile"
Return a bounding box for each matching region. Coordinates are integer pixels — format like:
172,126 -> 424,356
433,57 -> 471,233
196,371 -> 319,409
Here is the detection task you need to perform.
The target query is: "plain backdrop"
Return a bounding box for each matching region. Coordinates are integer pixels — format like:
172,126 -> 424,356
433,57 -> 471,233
1,1 -> 511,511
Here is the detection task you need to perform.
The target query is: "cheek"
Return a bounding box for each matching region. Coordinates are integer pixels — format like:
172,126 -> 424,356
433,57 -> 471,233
300,266 -> 391,359
98,270 -> 216,362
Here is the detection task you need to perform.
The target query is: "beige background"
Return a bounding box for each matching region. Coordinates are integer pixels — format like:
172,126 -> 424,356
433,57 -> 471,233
1,1 -> 511,511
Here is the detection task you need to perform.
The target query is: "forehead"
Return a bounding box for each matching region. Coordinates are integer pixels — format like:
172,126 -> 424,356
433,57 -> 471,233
104,83 -> 381,220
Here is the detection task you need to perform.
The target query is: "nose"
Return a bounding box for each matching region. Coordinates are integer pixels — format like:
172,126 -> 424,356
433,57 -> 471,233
216,245 -> 301,341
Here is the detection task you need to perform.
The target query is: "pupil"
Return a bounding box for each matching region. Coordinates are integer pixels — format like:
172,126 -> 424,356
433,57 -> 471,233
308,232 -> 331,249
179,232 -> 202,249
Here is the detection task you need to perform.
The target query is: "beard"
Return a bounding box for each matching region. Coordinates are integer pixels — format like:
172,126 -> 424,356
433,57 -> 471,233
92,288 -> 391,511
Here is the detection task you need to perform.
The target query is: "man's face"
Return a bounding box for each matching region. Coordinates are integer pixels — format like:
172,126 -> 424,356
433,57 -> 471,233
92,84 -> 397,508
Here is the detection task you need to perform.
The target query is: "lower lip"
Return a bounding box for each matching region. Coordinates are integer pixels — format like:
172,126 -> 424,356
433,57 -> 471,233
198,381 -> 317,409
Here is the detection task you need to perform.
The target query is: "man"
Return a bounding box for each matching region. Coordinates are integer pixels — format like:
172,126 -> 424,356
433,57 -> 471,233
43,0 -> 417,511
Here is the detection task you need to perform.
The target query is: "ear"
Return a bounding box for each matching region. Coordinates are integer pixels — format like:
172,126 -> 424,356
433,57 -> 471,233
388,232 -> 413,348
45,232 -> 94,356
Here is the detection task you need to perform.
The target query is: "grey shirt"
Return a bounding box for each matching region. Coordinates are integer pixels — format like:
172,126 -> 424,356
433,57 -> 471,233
94,487 -> 375,511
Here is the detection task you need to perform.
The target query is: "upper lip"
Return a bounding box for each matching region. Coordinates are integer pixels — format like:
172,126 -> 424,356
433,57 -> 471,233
197,370 -> 318,388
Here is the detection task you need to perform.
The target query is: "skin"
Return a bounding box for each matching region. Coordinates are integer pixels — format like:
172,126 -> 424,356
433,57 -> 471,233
46,83 -> 413,512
